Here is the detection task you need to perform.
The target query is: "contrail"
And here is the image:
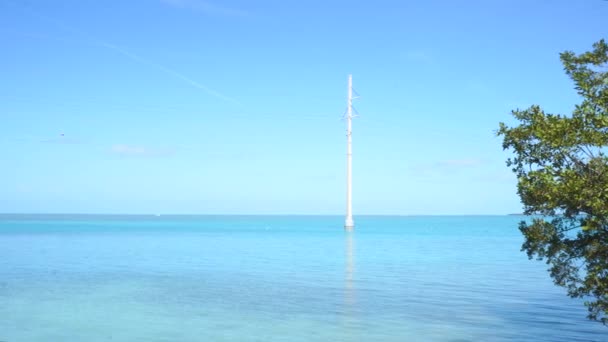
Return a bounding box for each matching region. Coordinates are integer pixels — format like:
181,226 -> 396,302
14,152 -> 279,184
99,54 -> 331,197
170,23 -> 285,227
98,42 -> 241,105
7,1 -> 240,105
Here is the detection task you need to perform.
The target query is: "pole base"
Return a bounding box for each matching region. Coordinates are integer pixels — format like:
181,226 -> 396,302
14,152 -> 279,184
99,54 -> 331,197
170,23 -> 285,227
344,217 -> 354,231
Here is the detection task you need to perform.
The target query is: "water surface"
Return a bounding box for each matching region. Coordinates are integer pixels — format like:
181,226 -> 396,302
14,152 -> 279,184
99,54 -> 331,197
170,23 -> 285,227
0,215 -> 605,341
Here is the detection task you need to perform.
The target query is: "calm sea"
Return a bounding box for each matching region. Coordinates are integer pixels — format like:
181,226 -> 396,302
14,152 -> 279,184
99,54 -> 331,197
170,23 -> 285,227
0,215 -> 605,341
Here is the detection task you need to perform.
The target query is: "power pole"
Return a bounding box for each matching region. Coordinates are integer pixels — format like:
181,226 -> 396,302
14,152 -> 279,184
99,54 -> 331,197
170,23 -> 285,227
345,74 -> 355,231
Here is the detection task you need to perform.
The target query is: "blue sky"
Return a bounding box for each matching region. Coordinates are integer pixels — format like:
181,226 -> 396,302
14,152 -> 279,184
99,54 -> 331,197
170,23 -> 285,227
1,0 -> 607,215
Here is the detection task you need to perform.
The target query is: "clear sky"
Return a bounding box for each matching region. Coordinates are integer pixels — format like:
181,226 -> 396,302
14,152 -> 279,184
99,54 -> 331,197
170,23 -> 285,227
1,0 -> 607,215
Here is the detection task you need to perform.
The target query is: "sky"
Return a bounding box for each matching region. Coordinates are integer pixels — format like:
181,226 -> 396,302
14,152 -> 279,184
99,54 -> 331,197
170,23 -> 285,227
1,0 -> 607,215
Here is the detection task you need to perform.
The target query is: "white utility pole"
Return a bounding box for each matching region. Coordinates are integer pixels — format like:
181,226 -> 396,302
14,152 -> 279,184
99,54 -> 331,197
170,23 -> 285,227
345,74 -> 355,231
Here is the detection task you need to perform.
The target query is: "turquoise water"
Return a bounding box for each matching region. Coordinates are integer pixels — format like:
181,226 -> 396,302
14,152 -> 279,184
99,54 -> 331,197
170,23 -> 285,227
0,215 -> 605,341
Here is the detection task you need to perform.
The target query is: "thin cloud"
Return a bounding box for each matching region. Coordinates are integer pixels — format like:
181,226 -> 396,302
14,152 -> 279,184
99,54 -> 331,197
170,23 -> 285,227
436,159 -> 483,168
40,137 -> 83,145
9,2 -> 239,104
477,171 -> 516,183
10,134 -> 84,145
409,158 -> 485,179
99,42 -> 241,105
403,50 -> 433,63
161,0 -> 250,17
111,144 -> 176,157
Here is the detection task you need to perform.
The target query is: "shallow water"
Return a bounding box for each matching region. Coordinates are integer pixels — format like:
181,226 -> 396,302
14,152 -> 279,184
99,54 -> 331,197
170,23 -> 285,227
0,215 -> 605,341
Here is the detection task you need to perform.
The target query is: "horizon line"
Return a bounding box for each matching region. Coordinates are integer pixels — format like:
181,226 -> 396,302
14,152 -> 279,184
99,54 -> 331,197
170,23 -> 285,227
0,212 -> 524,217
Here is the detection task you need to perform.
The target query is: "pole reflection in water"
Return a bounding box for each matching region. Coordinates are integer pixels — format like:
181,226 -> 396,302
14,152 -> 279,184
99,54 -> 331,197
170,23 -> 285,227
343,231 -> 356,314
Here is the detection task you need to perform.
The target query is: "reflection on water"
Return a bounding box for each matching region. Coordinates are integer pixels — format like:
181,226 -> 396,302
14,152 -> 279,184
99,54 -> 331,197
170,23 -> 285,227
344,232 -> 356,313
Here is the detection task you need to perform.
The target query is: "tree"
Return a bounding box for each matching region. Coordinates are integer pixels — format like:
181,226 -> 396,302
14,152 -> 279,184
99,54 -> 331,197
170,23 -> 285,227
498,39 -> 608,325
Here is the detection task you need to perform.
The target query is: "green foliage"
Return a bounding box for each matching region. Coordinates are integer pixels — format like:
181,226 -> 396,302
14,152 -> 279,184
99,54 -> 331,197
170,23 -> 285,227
498,40 -> 608,325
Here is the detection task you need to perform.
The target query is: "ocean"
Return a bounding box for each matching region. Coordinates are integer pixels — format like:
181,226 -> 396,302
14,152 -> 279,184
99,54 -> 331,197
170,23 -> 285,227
0,215 -> 605,341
